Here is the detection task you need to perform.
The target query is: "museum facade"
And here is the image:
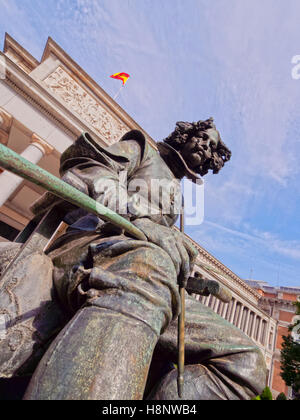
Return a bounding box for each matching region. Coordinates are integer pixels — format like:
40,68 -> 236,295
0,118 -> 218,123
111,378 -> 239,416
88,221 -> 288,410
0,34 -> 298,398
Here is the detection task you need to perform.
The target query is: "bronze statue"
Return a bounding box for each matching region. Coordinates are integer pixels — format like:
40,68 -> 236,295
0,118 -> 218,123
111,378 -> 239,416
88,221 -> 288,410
0,118 -> 266,400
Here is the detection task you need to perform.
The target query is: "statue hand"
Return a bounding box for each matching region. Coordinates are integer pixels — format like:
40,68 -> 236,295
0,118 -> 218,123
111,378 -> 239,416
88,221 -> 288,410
132,218 -> 198,287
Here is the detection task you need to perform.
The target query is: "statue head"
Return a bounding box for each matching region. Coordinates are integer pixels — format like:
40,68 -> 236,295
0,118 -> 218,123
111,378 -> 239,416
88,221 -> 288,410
158,118 -> 231,181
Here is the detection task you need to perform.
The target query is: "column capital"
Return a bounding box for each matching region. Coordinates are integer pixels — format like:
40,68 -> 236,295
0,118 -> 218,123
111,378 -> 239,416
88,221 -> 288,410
0,107 -> 13,145
30,133 -> 54,155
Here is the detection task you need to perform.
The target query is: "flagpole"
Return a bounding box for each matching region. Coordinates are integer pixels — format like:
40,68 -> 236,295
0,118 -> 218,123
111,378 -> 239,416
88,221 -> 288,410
113,84 -> 124,101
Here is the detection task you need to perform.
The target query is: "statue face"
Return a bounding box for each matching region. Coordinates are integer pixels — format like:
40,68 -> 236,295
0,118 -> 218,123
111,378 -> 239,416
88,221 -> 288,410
162,118 -> 231,178
205,128 -> 221,147
181,127 -> 223,174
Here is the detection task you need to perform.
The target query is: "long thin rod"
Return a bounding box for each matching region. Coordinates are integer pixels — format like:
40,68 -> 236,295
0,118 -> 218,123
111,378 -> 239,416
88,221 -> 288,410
113,84 -> 124,100
0,143 -> 147,241
177,208 -> 185,398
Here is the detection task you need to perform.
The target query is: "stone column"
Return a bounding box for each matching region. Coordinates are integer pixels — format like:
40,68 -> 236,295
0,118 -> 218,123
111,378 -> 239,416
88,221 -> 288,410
257,318 -> 263,343
222,302 -> 228,318
0,133 -> 53,207
225,299 -> 233,320
218,302 -> 224,315
209,296 -> 216,309
229,299 -> 237,324
244,309 -> 251,334
251,314 -> 258,340
213,298 -> 219,312
237,305 -> 244,329
204,295 -> 210,306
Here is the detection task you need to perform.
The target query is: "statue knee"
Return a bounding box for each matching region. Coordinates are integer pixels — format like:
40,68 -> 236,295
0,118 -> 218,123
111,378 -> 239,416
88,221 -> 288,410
24,306 -> 158,400
148,364 -> 240,400
85,244 -> 179,335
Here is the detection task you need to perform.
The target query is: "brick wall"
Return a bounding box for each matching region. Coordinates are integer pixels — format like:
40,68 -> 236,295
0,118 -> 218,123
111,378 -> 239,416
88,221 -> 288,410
279,310 -> 294,324
272,360 -> 288,394
282,293 -> 298,302
276,325 -> 289,349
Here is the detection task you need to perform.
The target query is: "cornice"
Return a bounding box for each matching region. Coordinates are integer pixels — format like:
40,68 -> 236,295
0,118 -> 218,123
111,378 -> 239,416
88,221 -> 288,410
1,51 -> 158,153
4,33 -> 39,72
260,296 -> 296,307
187,233 -> 261,301
1,51 -> 119,144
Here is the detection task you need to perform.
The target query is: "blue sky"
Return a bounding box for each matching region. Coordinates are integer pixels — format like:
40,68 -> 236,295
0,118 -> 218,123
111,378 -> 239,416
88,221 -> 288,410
0,0 -> 299,287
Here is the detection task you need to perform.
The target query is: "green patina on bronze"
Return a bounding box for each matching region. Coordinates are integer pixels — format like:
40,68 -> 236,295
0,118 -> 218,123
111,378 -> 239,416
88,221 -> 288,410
0,120 -> 268,400
0,143 -> 147,241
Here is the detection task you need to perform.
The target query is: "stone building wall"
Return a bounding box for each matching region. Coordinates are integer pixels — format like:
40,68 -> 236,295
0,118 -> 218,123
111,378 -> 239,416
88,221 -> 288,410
246,280 -> 300,397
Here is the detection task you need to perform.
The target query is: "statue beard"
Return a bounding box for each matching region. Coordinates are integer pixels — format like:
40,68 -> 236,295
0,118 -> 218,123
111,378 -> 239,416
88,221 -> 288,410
178,138 -> 223,176
182,149 -> 226,177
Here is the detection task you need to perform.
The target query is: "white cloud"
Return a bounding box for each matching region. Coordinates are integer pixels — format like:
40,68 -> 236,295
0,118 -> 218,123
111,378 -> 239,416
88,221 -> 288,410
188,220 -> 300,286
204,220 -> 300,261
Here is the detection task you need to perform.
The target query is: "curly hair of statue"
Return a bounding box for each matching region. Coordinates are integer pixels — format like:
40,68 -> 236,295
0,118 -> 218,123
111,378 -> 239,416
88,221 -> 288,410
163,117 -> 232,176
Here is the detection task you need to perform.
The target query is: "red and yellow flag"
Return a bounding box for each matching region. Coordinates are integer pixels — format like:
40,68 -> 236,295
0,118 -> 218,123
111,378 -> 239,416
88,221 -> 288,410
110,72 -> 130,85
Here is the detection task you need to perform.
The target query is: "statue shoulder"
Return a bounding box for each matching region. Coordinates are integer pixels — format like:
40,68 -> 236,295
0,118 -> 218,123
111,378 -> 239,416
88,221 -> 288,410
60,130 -> 156,176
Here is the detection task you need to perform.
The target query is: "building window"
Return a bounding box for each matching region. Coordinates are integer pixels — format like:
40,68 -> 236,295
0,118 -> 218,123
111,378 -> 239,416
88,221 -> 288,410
268,331 -> 274,350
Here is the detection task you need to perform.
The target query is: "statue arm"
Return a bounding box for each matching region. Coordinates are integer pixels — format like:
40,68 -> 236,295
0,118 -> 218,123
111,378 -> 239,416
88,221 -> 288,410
59,138 -> 142,213
30,138 -> 142,217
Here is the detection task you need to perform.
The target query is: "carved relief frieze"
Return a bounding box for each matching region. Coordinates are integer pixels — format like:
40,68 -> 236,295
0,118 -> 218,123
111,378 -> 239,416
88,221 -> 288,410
43,66 -> 129,144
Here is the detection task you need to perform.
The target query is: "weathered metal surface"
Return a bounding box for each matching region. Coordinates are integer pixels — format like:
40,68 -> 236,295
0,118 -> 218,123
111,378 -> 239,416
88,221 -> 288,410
177,209 -> 185,398
148,294 -> 267,400
177,287 -> 185,398
0,123 -> 267,400
0,207 -> 67,378
24,307 -> 158,400
0,251 -> 64,378
0,143 -> 147,241
0,242 -> 21,278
